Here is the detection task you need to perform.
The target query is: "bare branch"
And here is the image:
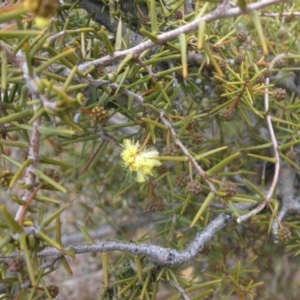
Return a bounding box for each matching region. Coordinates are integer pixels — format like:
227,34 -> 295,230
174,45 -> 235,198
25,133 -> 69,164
75,0 -> 143,47
1,213 -> 231,266
78,0 -> 285,72
134,56 -> 158,82
160,111 -> 217,193
170,280 -> 191,300
109,82 -> 144,106
261,12 -> 300,17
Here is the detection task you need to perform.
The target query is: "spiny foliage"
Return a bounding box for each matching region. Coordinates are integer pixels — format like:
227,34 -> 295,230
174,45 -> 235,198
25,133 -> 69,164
0,0 -> 300,299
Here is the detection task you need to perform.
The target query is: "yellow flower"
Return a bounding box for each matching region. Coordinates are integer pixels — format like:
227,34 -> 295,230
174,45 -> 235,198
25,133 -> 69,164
120,139 -> 161,183
34,16 -> 50,29
23,0 -> 60,16
23,0 -> 60,29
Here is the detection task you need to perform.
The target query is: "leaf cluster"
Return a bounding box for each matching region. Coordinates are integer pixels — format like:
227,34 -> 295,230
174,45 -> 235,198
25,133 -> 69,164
0,0 -> 300,299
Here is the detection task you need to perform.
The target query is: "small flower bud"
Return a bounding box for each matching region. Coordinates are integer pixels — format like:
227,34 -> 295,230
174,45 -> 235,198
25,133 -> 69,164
221,181 -> 237,197
0,170 -> 14,187
8,258 -> 24,273
98,46 -> 107,57
163,144 -> 179,156
91,107 -> 109,124
273,88 -> 287,101
192,132 -> 204,145
187,180 -> 203,196
286,150 -> 296,160
47,285 -> 59,298
278,226 -> 292,243
144,200 -> 165,214
256,74 -> 266,84
174,10 -> 183,20
175,173 -> 188,188
236,31 -> 247,43
185,117 -> 196,130
215,84 -> 225,94
157,164 -> 168,175
274,58 -> 286,69
235,54 -> 245,65
218,60 -> 227,72
220,110 -> 234,122
43,168 -> 59,181
40,168 -> 59,189
277,29 -> 288,39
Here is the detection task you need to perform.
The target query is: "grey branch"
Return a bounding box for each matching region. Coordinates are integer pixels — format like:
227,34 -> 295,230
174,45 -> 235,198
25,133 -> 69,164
77,0 -> 285,72
1,213 -> 231,266
74,0 -> 144,47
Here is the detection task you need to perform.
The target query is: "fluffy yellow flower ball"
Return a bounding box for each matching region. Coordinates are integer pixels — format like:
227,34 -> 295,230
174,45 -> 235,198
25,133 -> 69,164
120,139 -> 161,183
23,0 -> 60,29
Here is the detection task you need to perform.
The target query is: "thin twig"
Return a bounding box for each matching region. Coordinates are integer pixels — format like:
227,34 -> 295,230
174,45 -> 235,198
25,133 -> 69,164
170,280 -> 191,300
260,12 -> 300,17
237,66 -> 280,223
0,41 -> 18,65
109,82 -> 145,106
134,56 -> 158,82
16,50 -> 57,110
12,51 -> 45,222
77,0 -> 285,72
160,111 -> 217,193
47,27 -> 92,42
14,117 -> 41,222
17,184 -> 42,224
